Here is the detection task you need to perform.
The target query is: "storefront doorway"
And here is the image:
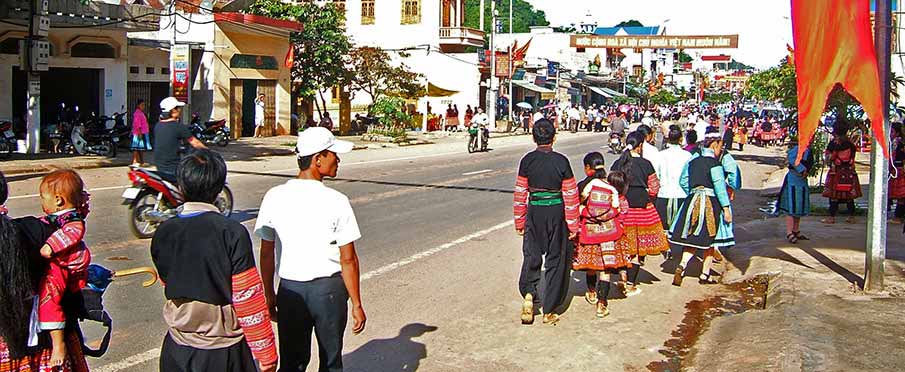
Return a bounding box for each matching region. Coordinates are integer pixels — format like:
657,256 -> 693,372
229,78 -> 276,138
12,67 -> 101,124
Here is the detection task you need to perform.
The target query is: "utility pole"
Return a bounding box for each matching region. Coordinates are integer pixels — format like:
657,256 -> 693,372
865,0 -> 892,292
488,1 -> 497,131
508,0 -> 513,128
479,0 -> 485,33
25,0 -> 50,154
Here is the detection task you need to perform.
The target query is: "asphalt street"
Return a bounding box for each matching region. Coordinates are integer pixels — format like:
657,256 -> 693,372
4,131 -> 618,371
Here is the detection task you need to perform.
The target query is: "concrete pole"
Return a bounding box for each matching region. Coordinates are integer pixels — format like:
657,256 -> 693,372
488,2 -> 497,131
508,0 -> 513,127
865,0 -> 892,292
479,0 -> 485,32
25,0 -> 40,154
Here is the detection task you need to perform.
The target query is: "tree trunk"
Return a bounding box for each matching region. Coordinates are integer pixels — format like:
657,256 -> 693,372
313,95 -> 323,119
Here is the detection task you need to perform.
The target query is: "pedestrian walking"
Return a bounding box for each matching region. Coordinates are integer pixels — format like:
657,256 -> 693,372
254,93 -> 266,138
655,128 -> 693,245
513,119 -> 580,325
572,152 -> 630,318
820,125 -> 862,224
713,129 -> 741,250
777,138 -> 814,243
255,127 -> 365,372
130,99 -> 151,166
151,150 -> 277,372
669,132 -> 733,286
610,132 -> 670,295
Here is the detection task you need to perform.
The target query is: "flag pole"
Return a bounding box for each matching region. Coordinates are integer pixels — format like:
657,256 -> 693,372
865,0 -> 892,292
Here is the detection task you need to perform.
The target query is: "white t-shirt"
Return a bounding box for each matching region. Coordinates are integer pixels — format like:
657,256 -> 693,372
254,99 -> 265,125
657,144 -> 693,199
255,179 -> 361,282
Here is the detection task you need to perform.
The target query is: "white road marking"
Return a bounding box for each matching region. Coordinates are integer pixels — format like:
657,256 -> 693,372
462,169 -> 493,176
92,348 -> 160,372
93,220 -> 514,371
361,219 -> 513,281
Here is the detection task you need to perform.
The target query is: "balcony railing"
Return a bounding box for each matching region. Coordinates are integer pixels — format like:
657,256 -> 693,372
439,27 -> 485,48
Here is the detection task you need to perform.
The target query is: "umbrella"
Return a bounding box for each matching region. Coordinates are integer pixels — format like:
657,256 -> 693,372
542,103 -> 556,110
618,104 -> 631,113
516,102 -> 533,110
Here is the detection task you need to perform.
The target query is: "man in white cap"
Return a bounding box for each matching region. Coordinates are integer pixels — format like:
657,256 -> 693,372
153,97 -> 206,180
255,127 -> 365,372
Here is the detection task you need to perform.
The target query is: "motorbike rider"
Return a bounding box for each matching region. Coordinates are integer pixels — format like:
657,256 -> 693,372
471,108 -> 491,140
152,97 -> 207,183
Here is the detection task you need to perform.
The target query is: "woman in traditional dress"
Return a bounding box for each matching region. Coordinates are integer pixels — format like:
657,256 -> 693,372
572,152 -> 630,318
889,123 -> 905,223
610,132 -> 670,295
821,125 -> 862,224
713,135 -> 741,250
0,172 -> 89,372
669,132 -> 733,286
130,99 -> 151,166
777,137 -> 814,243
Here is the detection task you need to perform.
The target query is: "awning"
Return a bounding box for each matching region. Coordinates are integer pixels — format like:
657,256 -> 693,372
425,82 -> 458,97
589,86 -> 613,98
512,80 -> 555,94
599,86 -> 627,97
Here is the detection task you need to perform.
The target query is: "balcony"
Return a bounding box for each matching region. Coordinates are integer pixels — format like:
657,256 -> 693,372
439,27 -> 485,52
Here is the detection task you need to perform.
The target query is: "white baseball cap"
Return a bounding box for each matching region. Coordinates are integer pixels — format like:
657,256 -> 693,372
159,97 -> 186,112
296,127 -> 354,157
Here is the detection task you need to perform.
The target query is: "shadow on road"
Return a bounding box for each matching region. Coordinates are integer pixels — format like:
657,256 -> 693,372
343,323 -> 438,372
226,170 -> 515,194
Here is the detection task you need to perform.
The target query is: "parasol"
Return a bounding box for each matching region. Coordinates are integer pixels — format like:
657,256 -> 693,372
516,102 -> 533,110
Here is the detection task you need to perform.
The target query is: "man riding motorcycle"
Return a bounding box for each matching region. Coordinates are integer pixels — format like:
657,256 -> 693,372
152,97 -> 207,182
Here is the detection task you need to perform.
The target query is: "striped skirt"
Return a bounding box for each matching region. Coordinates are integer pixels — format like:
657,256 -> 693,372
713,205 -> 735,248
777,174 -> 810,217
573,241 -> 632,271
616,203 -> 670,257
655,197 -> 683,230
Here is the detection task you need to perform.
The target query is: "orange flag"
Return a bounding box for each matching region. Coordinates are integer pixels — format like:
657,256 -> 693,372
791,0 -> 887,162
284,46 -> 294,68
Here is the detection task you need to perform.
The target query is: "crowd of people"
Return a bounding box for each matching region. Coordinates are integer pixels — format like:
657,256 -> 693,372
513,116 -> 741,323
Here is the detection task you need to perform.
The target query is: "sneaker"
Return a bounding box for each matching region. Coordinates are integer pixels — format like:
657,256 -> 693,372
596,303 -> 610,318
521,294 -> 534,325
625,285 -> 642,297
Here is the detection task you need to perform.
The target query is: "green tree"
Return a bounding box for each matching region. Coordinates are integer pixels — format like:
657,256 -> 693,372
464,0 -> 549,34
345,47 -> 424,106
246,0 -> 352,116
615,20 -> 644,27
650,89 -> 679,106
678,51 -> 693,63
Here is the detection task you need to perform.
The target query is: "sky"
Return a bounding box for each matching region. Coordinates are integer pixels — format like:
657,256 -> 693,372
525,0 -> 794,69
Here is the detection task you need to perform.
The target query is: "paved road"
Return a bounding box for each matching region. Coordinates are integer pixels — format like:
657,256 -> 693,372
5,131 -> 619,371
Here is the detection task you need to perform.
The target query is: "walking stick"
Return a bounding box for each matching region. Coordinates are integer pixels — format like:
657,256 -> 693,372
113,266 -> 159,287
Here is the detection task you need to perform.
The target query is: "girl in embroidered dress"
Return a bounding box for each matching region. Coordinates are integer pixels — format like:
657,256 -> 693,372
821,124 -> 862,224
572,153 -> 631,318
669,132 -> 733,286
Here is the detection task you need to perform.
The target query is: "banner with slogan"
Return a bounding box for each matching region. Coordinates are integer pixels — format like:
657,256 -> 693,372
570,35 -> 739,49
171,44 -> 190,102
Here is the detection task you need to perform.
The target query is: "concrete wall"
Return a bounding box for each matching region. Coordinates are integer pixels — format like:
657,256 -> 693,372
0,26 -> 128,121
127,46 -> 169,83
345,0 -> 443,49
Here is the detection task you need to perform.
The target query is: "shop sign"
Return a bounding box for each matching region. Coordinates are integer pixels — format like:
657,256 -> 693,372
171,44 -> 190,102
495,55 -> 510,77
229,54 -> 279,70
570,35 -> 739,49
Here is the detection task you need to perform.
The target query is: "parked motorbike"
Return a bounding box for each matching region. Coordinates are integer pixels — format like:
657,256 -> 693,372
467,122 -> 489,153
608,132 -> 624,154
0,121 -> 16,159
123,167 -> 234,239
190,113 -> 230,147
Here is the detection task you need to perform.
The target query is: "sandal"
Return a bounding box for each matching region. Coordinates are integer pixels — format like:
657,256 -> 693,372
786,232 -> 798,244
596,303 -> 610,318
672,266 -> 685,287
521,294 -> 535,325
794,231 -> 810,241
625,285 -> 642,297
542,313 -> 561,325
699,275 -> 719,285
585,291 -> 598,305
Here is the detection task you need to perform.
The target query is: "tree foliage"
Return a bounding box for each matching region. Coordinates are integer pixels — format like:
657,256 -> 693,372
345,47 -> 425,105
704,92 -> 733,105
615,20 -> 644,27
464,0 -> 550,34
245,0 -> 352,114
649,89 -> 680,106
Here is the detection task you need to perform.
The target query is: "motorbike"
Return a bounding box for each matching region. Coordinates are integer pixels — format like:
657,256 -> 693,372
0,121 -> 15,158
71,114 -> 118,157
608,132 -> 624,154
123,167 -> 234,239
467,122 -> 489,153
190,113 -> 230,147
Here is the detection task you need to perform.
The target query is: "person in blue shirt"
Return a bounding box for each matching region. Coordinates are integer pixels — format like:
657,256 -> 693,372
778,138 -> 814,243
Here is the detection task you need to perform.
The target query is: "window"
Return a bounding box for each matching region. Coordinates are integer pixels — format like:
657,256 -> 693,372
361,0 -> 375,25
401,0 -> 420,25
130,66 -> 140,74
146,67 -> 155,74
576,47 -> 586,53
633,65 -> 643,77
0,38 -> 23,55
70,42 -> 116,58
161,67 -> 170,75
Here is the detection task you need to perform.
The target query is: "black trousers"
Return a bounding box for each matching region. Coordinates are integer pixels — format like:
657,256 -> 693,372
277,274 -> 349,372
159,334 -> 257,372
829,199 -> 856,217
519,204 -> 573,314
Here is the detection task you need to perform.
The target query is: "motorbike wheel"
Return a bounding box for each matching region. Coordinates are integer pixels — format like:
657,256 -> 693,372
0,140 -> 12,159
216,135 -> 229,147
129,192 -> 160,239
99,140 -> 116,158
215,186 -> 234,217
467,136 -> 477,153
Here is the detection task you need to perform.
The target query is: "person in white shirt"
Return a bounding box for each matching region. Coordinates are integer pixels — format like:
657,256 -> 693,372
694,116 -> 710,145
254,93 -> 266,138
637,124 -> 660,172
655,127 -> 693,235
255,127 -> 365,372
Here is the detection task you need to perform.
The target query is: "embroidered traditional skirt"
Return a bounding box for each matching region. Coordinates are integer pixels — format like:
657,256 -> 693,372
616,203 -> 670,257
130,133 -> 152,151
0,330 -> 88,372
713,205 -> 735,248
655,197 -> 683,230
777,174 -> 811,217
889,166 -> 905,199
572,241 -> 632,271
822,166 -> 863,200
669,189 -> 722,250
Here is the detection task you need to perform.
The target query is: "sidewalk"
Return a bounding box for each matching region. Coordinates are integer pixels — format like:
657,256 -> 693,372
0,129 -> 525,176
687,147 -> 905,371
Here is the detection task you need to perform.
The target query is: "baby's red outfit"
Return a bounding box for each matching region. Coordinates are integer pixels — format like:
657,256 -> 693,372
38,210 -> 91,330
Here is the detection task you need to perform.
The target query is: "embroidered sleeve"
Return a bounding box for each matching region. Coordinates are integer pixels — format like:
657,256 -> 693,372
514,176 -> 529,230
647,173 -> 661,198
232,267 -> 277,367
562,177 -> 580,233
47,220 -> 86,255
